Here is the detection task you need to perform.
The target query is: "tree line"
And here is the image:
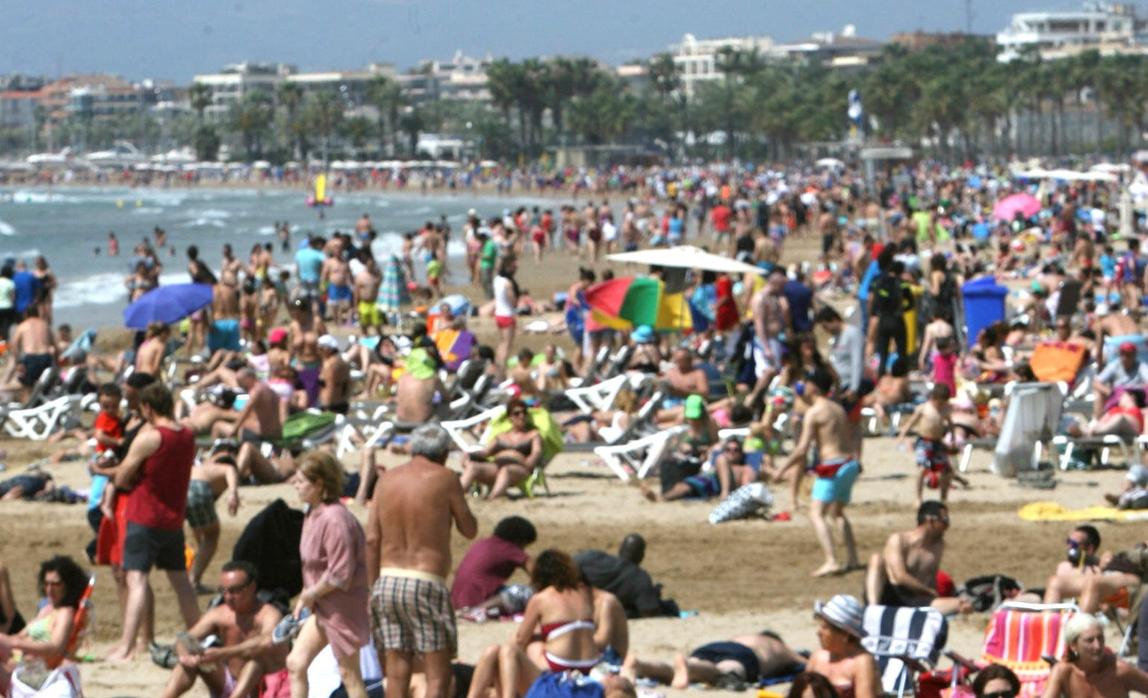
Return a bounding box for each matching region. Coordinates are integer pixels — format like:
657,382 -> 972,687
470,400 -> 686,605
1,39 -> 1146,163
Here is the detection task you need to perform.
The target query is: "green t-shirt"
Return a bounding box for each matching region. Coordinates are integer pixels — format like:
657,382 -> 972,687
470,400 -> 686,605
480,239 -> 498,270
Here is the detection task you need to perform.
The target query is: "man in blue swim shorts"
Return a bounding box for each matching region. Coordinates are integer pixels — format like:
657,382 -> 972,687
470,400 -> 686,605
775,367 -> 860,578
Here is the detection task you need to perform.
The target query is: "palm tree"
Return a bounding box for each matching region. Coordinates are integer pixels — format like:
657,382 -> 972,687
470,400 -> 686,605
277,81 -> 304,160
301,89 -> 344,165
366,75 -> 403,157
648,53 -> 680,104
714,46 -> 763,158
486,59 -> 524,153
229,91 -> 274,160
188,83 -> 213,123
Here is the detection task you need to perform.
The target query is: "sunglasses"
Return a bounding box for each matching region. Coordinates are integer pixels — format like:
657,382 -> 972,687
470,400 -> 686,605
219,580 -> 252,595
509,410 -> 527,417
982,692 -> 1016,698
1066,538 -> 1082,548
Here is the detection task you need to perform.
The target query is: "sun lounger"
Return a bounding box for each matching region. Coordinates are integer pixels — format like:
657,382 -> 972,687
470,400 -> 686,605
1,394 -> 83,441
980,601 -> 1079,698
1054,433 -> 1137,469
593,425 -> 685,482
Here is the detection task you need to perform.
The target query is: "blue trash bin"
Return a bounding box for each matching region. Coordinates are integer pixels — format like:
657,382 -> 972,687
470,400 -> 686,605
962,277 -> 1008,345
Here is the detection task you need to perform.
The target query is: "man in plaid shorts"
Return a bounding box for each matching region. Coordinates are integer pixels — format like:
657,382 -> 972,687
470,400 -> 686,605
367,425 -> 476,698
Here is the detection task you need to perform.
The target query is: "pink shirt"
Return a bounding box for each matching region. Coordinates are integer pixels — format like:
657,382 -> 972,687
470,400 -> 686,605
300,502 -> 369,659
932,352 -> 958,395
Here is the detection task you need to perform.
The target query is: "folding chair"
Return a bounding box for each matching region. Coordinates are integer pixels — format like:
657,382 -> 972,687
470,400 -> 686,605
593,426 -> 685,482
442,405 -> 556,498
980,601 -> 1078,698
1054,433 -> 1137,469
861,605 -> 949,698
565,374 -> 629,414
1,395 -> 83,440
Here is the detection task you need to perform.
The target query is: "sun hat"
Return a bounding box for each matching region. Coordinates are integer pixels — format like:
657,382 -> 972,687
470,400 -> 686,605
814,594 -> 866,638
317,334 -> 339,351
684,394 -> 705,420
631,325 -> 655,344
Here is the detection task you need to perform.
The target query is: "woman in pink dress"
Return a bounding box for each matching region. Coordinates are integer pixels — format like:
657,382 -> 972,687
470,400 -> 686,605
286,452 -> 370,698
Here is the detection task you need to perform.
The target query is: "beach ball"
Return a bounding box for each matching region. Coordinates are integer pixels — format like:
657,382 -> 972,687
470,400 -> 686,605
768,385 -> 796,414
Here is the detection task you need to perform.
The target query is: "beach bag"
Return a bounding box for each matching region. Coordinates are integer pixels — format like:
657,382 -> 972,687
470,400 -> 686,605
959,574 -> 1023,612
708,483 -> 773,524
9,662 -> 82,698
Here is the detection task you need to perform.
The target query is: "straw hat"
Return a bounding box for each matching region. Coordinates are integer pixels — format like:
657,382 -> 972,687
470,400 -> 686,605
814,594 -> 866,638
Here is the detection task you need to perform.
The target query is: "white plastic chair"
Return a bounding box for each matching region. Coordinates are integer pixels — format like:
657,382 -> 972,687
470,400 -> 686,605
593,426 -> 685,482
2,395 -> 83,441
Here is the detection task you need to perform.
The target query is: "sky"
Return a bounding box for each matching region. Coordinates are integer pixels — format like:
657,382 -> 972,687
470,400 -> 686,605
0,0 -> 1099,82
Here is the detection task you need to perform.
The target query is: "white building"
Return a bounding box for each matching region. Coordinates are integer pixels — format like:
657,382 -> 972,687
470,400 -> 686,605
192,62 -> 294,121
996,2 -> 1148,61
670,34 -> 775,98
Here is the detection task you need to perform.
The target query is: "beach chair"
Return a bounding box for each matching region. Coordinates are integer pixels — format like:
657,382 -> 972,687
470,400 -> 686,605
1,395 -> 83,441
442,404 -> 561,498
593,425 -> 686,482
565,374 -> 629,414
1053,433 -> 1137,469
979,601 -> 1078,698
8,576 -> 95,698
861,605 -> 949,698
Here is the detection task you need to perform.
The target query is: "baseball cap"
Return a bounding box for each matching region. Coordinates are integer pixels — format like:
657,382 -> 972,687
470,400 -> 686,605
317,334 -> 339,351
267,327 -> 287,344
631,325 -> 655,344
813,594 -> 866,638
684,394 -> 705,420
1120,341 -> 1137,355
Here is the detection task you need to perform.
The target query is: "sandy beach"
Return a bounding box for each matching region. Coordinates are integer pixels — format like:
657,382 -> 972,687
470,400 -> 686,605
0,227 -> 1137,698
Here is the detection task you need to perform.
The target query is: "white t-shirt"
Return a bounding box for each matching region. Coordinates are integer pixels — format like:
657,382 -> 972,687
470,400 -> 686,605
493,275 -> 515,318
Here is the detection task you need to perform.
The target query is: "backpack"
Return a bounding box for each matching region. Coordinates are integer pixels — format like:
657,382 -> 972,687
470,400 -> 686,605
959,574 -> 1023,612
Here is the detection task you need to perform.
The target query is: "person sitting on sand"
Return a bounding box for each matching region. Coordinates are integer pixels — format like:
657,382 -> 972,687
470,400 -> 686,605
623,630 -> 806,690
1042,613 -> 1148,697
1054,525 -> 1102,578
860,357 -> 911,427
452,516 -> 537,616
458,399 -> 542,500
773,368 -> 861,577
897,384 -> 969,507
642,435 -> 756,503
0,555 -> 89,694
1104,464 -> 1148,510
575,534 -> 676,619
865,501 -> 971,615
804,594 -> 880,698
159,561 -> 287,698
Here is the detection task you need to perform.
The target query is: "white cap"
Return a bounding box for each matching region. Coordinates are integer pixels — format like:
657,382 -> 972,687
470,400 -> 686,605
317,334 -> 339,351
814,594 -> 866,638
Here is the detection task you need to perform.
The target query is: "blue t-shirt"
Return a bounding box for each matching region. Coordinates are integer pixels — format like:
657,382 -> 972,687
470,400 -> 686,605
1100,254 -> 1117,279
784,279 -> 814,333
12,271 -> 39,314
295,248 -> 325,284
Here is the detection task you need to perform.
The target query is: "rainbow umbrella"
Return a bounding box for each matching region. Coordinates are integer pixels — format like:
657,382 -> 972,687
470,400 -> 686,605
585,276 -> 695,331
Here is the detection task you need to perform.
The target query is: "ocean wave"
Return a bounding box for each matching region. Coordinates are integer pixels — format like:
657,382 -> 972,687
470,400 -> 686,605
0,220 -> 14,236
132,207 -> 165,215
55,272 -> 128,309
10,190 -> 63,204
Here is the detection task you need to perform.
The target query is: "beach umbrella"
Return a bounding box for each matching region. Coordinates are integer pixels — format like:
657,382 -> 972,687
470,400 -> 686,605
123,284 -> 213,329
992,193 -> 1041,222
605,245 -> 763,275
585,276 -> 662,329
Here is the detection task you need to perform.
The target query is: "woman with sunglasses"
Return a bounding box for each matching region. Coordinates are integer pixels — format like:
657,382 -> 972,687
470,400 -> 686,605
1042,613 -> 1148,697
0,555 -> 89,693
972,664 -> 1020,698
459,399 -> 542,500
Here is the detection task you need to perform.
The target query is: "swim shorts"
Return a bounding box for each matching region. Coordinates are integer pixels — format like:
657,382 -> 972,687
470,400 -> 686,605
19,354 -> 53,387
371,569 -> 457,655
328,284 -> 352,302
915,437 -> 951,488
810,459 -> 860,504
358,301 -> 381,328
495,315 -> 515,330
122,522 -> 186,572
184,479 -> 218,529
690,641 -> 761,682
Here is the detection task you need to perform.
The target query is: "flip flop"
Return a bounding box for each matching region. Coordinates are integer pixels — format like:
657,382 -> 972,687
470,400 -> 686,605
149,641 -> 177,670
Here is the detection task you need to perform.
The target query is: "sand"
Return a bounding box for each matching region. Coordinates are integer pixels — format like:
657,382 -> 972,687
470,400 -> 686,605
0,229 -> 1139,697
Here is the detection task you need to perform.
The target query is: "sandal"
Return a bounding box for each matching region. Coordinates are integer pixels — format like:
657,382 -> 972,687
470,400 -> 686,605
149,641 -> 177,670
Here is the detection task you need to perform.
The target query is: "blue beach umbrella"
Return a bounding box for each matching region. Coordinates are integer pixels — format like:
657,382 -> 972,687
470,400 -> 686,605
123,283 -> 214,329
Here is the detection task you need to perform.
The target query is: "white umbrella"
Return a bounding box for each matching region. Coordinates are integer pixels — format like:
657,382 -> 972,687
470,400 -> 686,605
606,246 -> 764,275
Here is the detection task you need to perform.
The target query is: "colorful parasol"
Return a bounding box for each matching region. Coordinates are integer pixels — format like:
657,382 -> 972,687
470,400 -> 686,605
585,276 -> 696,331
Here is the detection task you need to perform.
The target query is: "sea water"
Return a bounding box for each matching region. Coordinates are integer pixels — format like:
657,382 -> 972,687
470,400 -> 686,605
0,186 -> 543,330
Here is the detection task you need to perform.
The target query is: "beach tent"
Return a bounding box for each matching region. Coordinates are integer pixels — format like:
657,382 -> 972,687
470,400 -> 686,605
962,277 -> 1008,345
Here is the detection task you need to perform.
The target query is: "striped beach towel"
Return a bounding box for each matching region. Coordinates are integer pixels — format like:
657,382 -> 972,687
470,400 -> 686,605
981,605 -> 1073,697
862,605 -> 948,697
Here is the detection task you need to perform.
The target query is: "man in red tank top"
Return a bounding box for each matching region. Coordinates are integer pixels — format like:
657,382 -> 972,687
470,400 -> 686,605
108,383 -> 200,662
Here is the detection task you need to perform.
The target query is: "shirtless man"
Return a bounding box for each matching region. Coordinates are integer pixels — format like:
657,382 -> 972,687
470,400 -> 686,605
750,270 -> 790,403
393,348 -> 446,424
898,384 -> 968,506
160,561 -> 287,698
508,348 -> 539,399
288,300 -> 326,407
355,213 -> 372,236
656,348 -> 710,424
1097,302 -> 1143,364
317,335 -> 351,414
228,368 -> 285,483
366,424 -> 477,698
220,244 -> 243,288
353,257 -> 382,336
321,249 -> 352,326
135,323 -> 169,379
865,501 -> 970,615
9,304 -> 55,401
774,368 -> 860,577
